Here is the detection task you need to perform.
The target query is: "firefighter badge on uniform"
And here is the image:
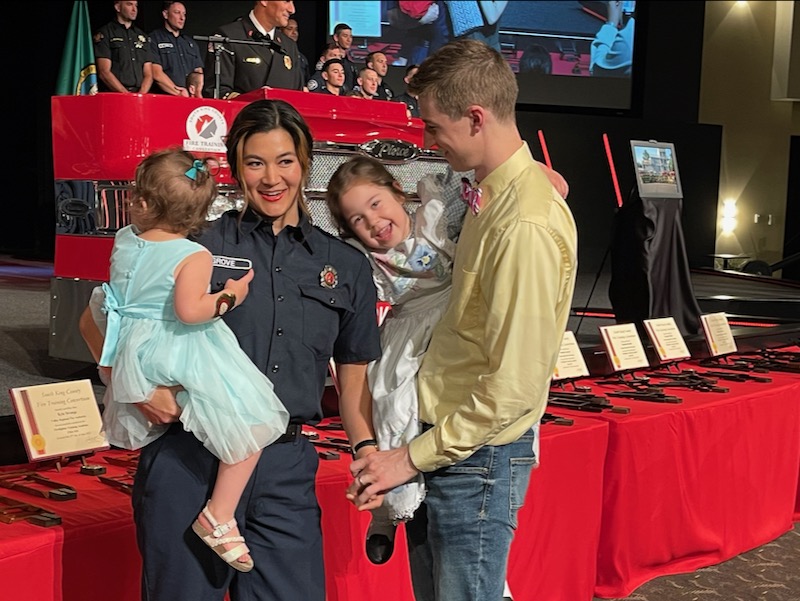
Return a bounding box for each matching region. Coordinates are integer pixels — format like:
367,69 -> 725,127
320,265 -> 338,289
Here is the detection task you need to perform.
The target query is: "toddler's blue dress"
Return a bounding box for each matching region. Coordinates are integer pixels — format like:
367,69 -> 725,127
98,225 -> 289,464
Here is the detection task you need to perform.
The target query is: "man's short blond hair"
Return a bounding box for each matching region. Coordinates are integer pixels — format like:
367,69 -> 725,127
408,39 -> 517,122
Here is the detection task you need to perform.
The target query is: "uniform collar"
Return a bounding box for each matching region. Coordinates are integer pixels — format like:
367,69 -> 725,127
237,207 -> 317,253
248,11 -> 277,41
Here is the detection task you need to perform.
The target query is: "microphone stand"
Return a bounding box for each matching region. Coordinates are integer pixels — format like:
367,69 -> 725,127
193,35 -> 285,99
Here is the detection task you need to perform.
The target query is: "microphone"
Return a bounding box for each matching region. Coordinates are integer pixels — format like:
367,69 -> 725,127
193,33 -> 285,55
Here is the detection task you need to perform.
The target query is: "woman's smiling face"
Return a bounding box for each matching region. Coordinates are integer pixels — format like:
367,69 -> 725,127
241,129 -> 303,231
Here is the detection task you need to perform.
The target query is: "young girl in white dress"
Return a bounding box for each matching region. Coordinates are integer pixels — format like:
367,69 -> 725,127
326,155 -> 569,586
98,148 -> 289,572
327,156 -> 464,562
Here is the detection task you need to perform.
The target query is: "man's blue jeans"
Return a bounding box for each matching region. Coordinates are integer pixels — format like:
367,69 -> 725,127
405,429 -> 537,601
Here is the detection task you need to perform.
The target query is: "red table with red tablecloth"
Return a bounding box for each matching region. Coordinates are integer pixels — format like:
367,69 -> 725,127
0,416 -> 609,601
550,361 -> 800,599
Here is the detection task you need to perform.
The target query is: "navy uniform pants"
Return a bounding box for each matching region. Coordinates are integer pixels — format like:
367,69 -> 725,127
133,424 -> 324,601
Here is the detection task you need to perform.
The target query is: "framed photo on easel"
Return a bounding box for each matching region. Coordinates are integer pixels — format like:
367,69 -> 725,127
630,139 -> 683,199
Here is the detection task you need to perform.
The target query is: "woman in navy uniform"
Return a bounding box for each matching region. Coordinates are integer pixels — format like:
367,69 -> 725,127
203,1 -> 304,99
80,98 -> 382,600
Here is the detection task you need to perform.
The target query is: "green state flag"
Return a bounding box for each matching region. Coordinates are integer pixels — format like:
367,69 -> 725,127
55,1 -> 98,95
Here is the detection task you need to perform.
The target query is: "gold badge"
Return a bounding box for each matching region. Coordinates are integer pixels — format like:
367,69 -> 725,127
320,265 -> 338,289
284,55 -> 293,70
245,57 -> 262,65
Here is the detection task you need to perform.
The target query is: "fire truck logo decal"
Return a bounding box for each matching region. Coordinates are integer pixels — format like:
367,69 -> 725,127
184,107 -> 228,153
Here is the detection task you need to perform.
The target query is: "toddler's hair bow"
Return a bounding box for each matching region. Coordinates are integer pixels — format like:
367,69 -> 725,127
184,159 -> 207,181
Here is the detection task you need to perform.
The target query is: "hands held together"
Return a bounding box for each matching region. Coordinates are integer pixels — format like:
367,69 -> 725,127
346,446 -> 420,510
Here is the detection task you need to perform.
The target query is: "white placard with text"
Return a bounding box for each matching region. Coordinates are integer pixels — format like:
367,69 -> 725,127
599,323 -> 650,372
553,330 -> 591,381
700,312 -> 737,356
9,379 -> 109,462
644,317 -> 692,363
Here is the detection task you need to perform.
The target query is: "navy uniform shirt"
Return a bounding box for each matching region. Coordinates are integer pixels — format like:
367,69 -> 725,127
376,81 -> 394,101
94,20 -> 153,92
307,70 -> 350,95
342,56 -> 359,91
149,27 -> 203,91
194,208 -> 382,424
393,92 -> 420,117
203,14 -> 304,98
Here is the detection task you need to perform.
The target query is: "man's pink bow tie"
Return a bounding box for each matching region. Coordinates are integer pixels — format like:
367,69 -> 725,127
460,178 -> 481,216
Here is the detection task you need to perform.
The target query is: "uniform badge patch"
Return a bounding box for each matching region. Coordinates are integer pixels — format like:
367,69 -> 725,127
320,265 -> 338,289
284,55 -> 293,70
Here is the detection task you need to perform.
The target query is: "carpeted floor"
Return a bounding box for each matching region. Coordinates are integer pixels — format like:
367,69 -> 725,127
592,525 -> 800,601
1,254 -> 798,600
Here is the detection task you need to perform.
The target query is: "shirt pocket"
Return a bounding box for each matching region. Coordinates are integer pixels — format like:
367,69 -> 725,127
157,43 -> 177,58
449,268 -> 481,332
298,284 -> 354,357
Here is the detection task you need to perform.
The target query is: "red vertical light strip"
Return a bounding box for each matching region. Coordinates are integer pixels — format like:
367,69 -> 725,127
537,130 -> 553,169
603,133 -> 623,208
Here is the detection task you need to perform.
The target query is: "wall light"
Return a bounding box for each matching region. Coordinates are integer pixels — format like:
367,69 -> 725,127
720,198 -> 738,234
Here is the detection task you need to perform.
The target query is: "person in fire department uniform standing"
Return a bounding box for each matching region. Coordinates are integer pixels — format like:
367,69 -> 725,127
203,1 -> 304,99
94,0 -> 154,93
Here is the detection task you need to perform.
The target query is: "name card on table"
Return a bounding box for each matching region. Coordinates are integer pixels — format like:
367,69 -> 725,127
599,323 -> 650,372
9,379 -> 109,462
643,317 -> 692,363
700,312 -> 737,357
553,330 -> 590,381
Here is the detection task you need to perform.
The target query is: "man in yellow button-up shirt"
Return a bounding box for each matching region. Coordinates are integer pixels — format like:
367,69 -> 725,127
349,38 -> 578,600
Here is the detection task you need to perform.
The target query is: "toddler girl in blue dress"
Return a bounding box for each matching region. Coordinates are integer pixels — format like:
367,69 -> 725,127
98,148 -> 289,572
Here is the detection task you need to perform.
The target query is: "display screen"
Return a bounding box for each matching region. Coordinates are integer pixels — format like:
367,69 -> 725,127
328,0 -> 640,111
630,140 -> 683,199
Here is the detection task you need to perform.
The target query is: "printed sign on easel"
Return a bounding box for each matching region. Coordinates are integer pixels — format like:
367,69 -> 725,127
599,323 -> 650,372
9,379 -> 109,462
553,330 -> 590,381
643,317 -> 692,363
700,312 -> 737,357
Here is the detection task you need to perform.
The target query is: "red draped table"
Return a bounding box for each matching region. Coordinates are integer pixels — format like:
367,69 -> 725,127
0,416 -> 609,601
550,360 -> 800,599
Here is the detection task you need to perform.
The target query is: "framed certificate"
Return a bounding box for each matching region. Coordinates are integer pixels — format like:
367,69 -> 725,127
10,379 -> 109,462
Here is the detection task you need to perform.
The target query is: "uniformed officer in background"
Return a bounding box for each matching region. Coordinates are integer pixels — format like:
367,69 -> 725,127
95,0 -> 154,93
307,43 -> 347,94
309,59 -> 346,96
393,64 -> 421,117
366,51 -> 394,101
203,1 -> 304,99
149,1 -> 204,96
331,22 -> 359,92
280,17 -> 311,84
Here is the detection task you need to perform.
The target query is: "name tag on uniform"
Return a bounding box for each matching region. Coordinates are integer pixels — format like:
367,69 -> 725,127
213,256 -> 253,270
157,42 -> 175,49
245,57 -> 262,65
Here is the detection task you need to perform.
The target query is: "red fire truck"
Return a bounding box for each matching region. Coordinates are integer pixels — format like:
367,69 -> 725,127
50,89 -> 447,362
